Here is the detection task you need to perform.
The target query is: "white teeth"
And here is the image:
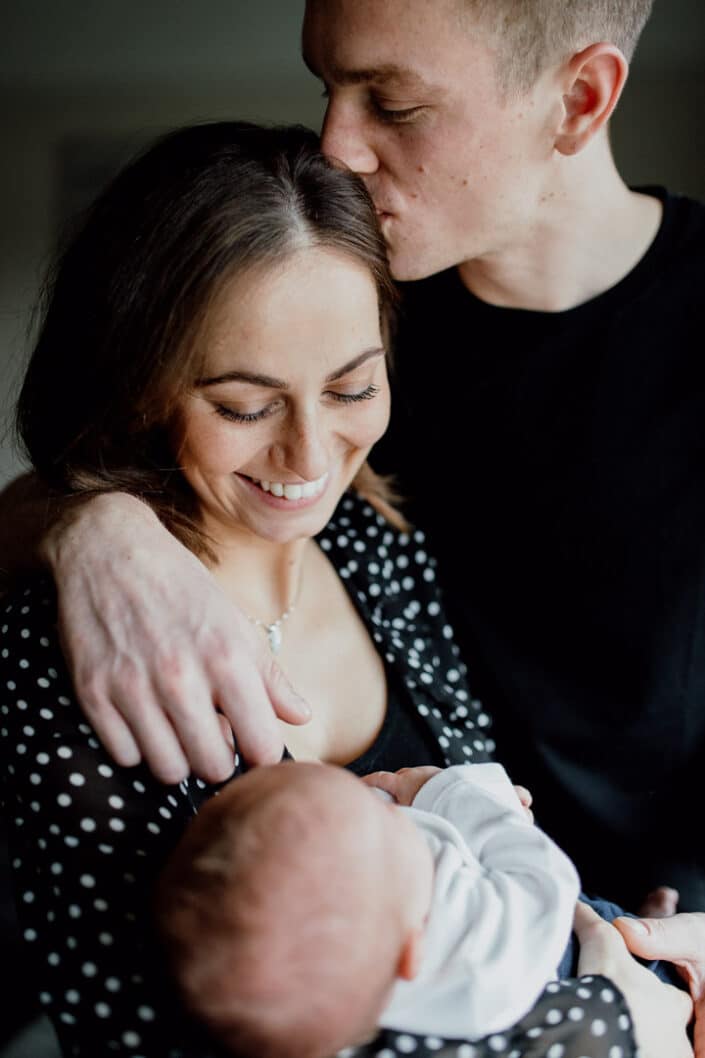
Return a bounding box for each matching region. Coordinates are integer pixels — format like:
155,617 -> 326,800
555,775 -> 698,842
252,473 -> 328,501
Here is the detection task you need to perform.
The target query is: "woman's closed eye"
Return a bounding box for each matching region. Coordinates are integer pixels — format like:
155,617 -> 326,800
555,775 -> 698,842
212,384 -> 380,424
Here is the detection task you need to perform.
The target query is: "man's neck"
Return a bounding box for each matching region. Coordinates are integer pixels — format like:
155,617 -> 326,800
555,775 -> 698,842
457,137 -> 663,313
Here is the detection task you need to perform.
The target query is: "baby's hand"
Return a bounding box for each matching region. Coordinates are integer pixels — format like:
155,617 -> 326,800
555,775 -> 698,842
361,766 -> 442,805
513,784 -> 534,822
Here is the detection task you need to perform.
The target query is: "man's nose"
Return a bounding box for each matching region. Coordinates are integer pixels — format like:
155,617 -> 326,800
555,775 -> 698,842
320,99 -> 379,176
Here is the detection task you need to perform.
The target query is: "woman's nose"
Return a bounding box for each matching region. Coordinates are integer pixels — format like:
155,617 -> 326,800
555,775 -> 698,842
275,411 -> 330,483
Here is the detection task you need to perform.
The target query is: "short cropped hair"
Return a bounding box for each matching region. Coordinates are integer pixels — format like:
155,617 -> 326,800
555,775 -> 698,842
461,0 -> 655,94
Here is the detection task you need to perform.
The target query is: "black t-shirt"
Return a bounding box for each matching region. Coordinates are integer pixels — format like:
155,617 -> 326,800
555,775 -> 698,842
374,187 -> 705,911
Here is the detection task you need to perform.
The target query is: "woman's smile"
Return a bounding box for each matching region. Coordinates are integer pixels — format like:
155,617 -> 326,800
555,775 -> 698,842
237,470 -> 331,509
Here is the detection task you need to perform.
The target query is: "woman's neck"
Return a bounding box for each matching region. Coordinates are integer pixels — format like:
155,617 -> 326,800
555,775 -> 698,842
206,529 -> 312,629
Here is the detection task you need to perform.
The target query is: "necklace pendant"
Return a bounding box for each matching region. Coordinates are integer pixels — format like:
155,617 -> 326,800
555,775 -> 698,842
266,622 -> 282,655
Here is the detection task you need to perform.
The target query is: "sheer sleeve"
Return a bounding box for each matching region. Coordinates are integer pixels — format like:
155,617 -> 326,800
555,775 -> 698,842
0,581 -> 227,1058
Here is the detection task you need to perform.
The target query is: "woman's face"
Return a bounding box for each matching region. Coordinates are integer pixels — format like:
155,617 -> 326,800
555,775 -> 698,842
174,247 -> 391,547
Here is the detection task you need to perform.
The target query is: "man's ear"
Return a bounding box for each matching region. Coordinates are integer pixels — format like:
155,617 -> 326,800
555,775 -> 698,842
554,43 -> 629,156
396,928 -> 424,981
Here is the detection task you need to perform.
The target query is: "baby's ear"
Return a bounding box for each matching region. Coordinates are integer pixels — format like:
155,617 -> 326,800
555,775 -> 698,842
396,928 -> 424,981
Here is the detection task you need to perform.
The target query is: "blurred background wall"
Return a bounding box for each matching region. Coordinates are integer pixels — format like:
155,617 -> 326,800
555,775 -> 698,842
1,0 -> 704,489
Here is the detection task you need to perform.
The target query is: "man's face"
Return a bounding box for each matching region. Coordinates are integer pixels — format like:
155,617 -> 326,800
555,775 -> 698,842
302,0 -> 557,280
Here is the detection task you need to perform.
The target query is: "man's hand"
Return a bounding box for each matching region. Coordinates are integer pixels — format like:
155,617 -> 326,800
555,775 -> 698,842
574,901 -> 694,1058
44,493 -> 311,784
615,911 -> 705,1057
361,765 -> 442,805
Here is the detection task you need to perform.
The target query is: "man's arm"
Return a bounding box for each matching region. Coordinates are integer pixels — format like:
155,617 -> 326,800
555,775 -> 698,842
0,478 -> 310,782
0,472 -> 56,585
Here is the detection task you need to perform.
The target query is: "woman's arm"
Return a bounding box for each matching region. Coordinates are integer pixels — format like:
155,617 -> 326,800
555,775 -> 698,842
0,479 -> 309,783
0,580 -> 231,1058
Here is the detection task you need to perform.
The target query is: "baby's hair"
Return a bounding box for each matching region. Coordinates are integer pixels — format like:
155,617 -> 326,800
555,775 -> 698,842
156,764 -> 404,1058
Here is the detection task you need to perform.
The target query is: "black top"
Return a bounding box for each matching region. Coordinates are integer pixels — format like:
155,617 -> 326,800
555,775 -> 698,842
374,188 -> 705,911
1,493 -> 634,1058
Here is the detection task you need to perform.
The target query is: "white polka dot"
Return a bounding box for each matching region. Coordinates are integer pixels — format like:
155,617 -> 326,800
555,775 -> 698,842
546,1047 -> 565,1058
395,1036 -> 417,1054
57,794 -> 72,807
95,1002 -> 111,1018
546,1008 -> 563,1025
80,874 -> 95,888
618,1014 -> 631,1031
82,962 -> 97,977
80,818 -> 96,832
105,977 -> 121,992
69,773 -> 86,787
591,1019 -> 608,1036
424,1039 -> 444,1051
488,1037 -> 507,1052
568,1006 -> 585,1021
65,990 -> 80,1004
57,746 -> 73,759
137,1006 -> 156,1022
601,987 -> 616,1003
609,1048 -> 624,1058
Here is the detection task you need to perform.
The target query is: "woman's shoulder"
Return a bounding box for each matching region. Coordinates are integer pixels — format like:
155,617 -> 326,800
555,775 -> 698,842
318,489 -> 432,590
1,576 -> 60,657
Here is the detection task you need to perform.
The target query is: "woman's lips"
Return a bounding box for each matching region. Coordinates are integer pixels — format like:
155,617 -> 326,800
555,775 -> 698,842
237,471 -> 330,510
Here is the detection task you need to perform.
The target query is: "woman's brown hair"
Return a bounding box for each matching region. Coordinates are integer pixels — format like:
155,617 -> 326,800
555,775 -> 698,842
17,121 -> 405,558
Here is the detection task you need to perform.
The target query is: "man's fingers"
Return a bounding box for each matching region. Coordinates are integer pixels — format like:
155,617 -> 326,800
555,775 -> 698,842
637,886 -> 679,918
615,912 -> 705,999
79,696 -> 142,768
215,663 -> 286,767
264,658 -> 312,726
112,688 -> 193,785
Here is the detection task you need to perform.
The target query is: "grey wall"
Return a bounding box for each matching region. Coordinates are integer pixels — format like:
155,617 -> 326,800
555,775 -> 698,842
1,0 -> 704,487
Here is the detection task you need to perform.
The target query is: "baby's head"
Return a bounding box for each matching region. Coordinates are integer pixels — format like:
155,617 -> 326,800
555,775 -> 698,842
156,761 -> 433,1058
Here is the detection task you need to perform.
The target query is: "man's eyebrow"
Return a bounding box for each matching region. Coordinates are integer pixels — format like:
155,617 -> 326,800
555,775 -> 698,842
303,54 -> 433,93
195,348 -> 385,390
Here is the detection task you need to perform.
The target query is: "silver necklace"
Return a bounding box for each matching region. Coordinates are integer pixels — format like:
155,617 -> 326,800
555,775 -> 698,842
245,600 -> 297,655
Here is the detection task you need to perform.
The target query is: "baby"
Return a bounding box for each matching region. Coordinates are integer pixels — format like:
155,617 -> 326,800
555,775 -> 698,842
155,760 -> 582,1057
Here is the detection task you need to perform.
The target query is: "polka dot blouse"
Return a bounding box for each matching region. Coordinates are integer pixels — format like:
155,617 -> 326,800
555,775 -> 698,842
0,493 -> 637,1058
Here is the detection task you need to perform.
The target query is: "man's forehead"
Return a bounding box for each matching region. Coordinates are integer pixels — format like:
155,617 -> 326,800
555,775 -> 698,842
302,50 -> 435,94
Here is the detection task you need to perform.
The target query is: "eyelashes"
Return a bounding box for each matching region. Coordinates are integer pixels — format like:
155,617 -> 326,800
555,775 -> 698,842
214,384 -> 381,424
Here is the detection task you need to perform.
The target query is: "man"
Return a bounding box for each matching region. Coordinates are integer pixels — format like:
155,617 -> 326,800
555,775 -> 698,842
2,0 -> 704,1052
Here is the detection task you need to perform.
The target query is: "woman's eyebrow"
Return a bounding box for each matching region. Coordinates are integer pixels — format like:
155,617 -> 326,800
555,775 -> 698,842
195,348 -> 385,390
195,369 -> 289,389
325,347 -> 386,382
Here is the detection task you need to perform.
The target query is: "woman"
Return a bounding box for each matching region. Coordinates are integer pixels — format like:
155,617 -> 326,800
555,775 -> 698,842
0,122 -> 690,1058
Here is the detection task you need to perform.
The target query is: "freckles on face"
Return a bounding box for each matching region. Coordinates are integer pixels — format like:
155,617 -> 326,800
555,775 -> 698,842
173,248 -> 391,544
